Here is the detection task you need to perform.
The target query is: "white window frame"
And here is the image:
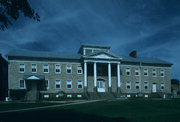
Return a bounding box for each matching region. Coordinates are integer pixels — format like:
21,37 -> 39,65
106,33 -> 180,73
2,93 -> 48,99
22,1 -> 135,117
43,64 -> 49,73
135,69 -> 140,76
126,81 -> 131,89
45,80 -> 49,89
66,80 -> 72,89
66,65 -> 72,74
160,69 -> 165,77
19,64 -> 25,73
126,68 -> 131,76
31,64 -> 37,73
144,69 -> 148,76
77,65 -> 83,74
152,69 -> 156,77
135,82 -> 140,89
55,64 -> 61,74
55,80 -> 61,89
77,80 -> 83,89
160,83 -> 165,90
144,82 -> 148,90
19,80 -> 25,89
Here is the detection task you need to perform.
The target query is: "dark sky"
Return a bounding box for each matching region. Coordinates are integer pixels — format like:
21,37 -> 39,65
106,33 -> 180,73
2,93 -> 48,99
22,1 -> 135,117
0,0 -> 180,79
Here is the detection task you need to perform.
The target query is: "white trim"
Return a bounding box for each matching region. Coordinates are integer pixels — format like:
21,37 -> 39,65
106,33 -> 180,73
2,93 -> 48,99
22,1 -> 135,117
108,63 -> 111,87
84,60 -> 120,64
94,62 -> 97,87
77,80 -> 83,89
121,64 -> 171,69
31,64 -> 37,73
19,80 -> 26,89
10,60 -> 81,64
84,62 -> 87,87
77,65 -> 83,74
55,80 -> 61,89
45,79 -> 49,89
117,63 -> 121,87
66,64 -> 72,74
43,64 -> 49,73
66,80 -> 72,89
19,64 -> 25,73
55,64 -> 61,74
143,69 -> 148,76
27,76 -> 40,80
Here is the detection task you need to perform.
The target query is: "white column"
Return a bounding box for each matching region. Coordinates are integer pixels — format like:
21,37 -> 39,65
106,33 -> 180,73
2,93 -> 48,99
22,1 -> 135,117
108,63 -> 111,87
94,62 -> 97,87
117,63 -> 121,87
84,62 -> 87,87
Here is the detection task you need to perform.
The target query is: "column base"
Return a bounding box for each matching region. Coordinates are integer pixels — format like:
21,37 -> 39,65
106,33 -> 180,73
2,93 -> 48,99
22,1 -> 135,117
84,87 -> 88,92
93,87 -> 97,92
117,87 -> 121,93
108,87 -> 112,92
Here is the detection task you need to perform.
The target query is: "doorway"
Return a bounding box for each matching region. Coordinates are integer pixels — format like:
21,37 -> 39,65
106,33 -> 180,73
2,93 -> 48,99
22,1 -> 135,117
97,80 -> 105,92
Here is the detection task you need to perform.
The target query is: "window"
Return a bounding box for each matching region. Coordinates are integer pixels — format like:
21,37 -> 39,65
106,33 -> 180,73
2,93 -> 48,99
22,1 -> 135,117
144,69 -> 148,76
31,64 -> 37,73
161,83 -> 165,90
77,80 -> 83,89
126,81 -> 131,89
66,80 -> 72,89
20,80 -> 25,89
144,82 -> 148,89
43,64 -> 49,73
126,68 -> 131,76
160,70 -> 165,77
135,82 -> 140,89
152,69 -> 156,77
55,64 -> 61,74
135,69 -> 140,76
55,80 -> 61,89
45,80 -> 49,89
66,65 -> 72,74
77,65 -> 82,74
19,64 -> 25,73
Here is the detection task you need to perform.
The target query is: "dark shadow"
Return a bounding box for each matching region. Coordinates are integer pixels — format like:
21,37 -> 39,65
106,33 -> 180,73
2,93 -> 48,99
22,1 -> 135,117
0,109 -> 130,122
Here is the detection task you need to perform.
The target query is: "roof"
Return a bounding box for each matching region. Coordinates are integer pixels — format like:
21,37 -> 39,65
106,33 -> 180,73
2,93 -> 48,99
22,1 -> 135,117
122,56 -> 173,65
7,50 -> 81,60
78,44 -> 111,53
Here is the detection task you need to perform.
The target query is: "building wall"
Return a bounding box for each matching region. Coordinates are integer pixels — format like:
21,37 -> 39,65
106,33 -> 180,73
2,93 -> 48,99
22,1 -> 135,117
120,65 -> 171,94
8,60 -> 171,96
8,60 -> 84,94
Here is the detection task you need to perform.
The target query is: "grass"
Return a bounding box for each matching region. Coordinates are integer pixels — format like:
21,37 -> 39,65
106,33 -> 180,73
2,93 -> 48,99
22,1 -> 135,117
0,99 -> 180,122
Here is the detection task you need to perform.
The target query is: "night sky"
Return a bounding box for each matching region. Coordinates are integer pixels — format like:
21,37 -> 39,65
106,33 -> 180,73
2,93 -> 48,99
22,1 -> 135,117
0,0 -> 180,79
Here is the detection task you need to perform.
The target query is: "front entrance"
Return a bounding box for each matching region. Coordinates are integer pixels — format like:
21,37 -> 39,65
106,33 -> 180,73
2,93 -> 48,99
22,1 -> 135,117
152,83 -> 157,93
97,80 -> 105,92
26,81 -> 39,101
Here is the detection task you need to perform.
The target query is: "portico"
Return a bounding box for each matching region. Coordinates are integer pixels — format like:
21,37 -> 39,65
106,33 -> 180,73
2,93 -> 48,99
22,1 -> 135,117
83,58 -> 121,93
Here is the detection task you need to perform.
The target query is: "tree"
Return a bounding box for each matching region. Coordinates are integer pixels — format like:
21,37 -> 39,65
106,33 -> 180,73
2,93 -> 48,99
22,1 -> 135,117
171,79 -> 180,85
0,0 -> 40,30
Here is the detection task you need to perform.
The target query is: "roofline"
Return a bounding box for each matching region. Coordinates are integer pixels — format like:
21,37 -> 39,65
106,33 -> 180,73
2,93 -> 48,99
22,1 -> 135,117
78,44 -> 111,53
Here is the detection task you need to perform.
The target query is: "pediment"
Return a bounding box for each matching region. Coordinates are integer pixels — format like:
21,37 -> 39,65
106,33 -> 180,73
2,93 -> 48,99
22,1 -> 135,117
86,52 -> 120,59
27,76 -> 40,80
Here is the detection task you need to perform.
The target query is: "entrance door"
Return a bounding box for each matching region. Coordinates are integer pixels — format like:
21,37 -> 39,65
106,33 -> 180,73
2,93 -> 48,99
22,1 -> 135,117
152,83 -> 157,93
26,81 -> 38,101
97,80 -> 105,92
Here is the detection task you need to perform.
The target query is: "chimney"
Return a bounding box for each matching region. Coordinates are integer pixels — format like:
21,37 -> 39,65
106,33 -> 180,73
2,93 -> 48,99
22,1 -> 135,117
129,50 -> 137,58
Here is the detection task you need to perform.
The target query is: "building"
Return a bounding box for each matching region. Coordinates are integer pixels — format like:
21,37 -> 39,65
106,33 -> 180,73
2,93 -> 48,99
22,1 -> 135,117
6,45 -> 173,101
0,54 -> 8,101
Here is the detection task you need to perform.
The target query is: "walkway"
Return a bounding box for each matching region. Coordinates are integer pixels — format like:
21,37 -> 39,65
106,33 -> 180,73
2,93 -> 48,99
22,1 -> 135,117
0,99 -> 104,114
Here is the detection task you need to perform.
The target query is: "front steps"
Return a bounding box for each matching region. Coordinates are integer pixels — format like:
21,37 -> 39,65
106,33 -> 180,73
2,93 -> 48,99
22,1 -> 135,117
86,92 -> 117,100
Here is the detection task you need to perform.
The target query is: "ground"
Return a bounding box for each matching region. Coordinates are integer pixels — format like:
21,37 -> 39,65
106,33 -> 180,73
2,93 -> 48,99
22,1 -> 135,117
0,99 -> 180,122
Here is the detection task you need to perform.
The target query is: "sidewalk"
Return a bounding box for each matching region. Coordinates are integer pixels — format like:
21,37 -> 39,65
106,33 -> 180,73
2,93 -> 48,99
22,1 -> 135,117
0,99 -> 104,114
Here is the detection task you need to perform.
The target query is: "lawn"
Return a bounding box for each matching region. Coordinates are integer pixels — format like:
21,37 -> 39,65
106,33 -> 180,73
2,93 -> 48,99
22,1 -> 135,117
0,99 -> 180,122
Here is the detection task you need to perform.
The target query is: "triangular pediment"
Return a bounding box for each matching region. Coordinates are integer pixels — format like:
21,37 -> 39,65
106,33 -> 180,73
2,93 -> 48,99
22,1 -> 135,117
27,76 -> 40,80
85,52 -> 120,59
